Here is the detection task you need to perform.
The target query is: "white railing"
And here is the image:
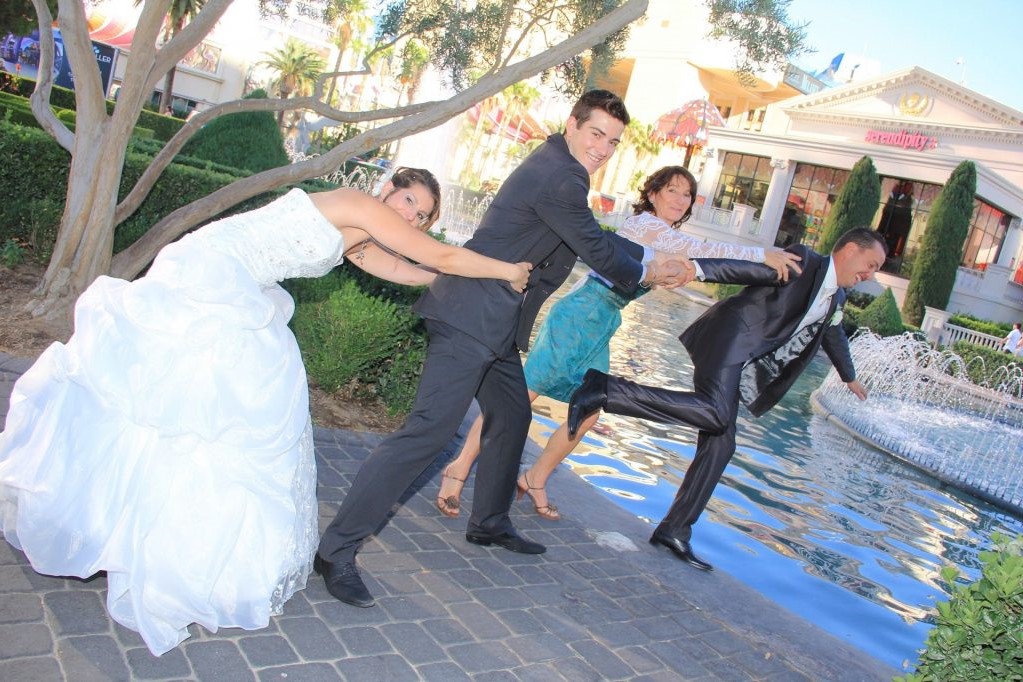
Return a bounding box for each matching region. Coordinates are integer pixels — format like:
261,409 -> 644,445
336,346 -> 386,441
941,323 -> 1003,350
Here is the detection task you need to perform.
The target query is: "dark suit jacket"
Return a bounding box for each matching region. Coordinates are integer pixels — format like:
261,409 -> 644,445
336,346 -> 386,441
415,133 -> 645,352
686,244 -> 855,416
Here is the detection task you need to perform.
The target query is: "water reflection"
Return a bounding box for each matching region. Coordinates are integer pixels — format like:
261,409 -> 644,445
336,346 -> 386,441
526,268 -> 1023,669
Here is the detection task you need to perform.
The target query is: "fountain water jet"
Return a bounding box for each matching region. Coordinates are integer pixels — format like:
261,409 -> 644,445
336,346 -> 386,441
812,332 -> 1023,516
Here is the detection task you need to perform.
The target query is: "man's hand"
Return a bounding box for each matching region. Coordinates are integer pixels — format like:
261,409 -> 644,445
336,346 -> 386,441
845,379 -> 868,400
645,251 -> 696,289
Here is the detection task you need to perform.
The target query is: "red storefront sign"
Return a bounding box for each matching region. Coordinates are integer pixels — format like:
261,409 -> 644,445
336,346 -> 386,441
864,129 -> 938,151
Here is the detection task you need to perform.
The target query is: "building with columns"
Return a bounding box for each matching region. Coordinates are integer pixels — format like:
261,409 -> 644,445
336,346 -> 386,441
672,67 -> 1023,324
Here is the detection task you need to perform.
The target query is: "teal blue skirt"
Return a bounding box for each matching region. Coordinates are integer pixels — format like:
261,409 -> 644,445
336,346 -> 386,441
524,277 -> 640,402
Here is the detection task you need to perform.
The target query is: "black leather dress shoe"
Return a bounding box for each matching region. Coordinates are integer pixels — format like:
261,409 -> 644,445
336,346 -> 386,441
466,529 -> 546,554
567,369 -> 608,438
313,554 -> 375,607
649,531 -> 713,571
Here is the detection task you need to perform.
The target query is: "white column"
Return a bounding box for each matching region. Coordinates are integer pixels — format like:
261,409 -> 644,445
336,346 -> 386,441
921,306 -> 952,347
757,158 -> 796,247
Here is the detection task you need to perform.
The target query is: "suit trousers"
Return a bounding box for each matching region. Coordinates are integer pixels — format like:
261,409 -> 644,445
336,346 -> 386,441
318,319 -> 532,563
606,360 -> 744,541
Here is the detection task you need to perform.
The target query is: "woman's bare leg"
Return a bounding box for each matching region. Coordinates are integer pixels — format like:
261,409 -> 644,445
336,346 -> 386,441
437,390 -> 539,515
517,412 -> 600,520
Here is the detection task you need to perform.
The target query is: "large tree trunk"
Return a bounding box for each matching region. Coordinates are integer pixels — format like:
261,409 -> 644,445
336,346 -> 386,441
32,135 -> 125,321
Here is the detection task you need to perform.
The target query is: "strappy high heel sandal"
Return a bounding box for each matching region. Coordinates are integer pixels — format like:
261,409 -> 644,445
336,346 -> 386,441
436,465 -> 466,518
516,472 -> 561,521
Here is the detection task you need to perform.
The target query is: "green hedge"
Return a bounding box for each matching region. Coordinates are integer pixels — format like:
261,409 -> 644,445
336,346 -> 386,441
898,534 -> 1023,682
0,75 -> 184,141
950,341 -> 1023,388
949,313 -> 1013,337
289,280 -> 427,414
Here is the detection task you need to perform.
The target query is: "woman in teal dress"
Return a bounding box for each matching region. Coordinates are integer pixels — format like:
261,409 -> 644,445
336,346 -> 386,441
436,166 -> 799,519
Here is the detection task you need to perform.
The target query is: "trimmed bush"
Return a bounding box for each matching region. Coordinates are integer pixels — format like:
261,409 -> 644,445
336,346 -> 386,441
951,341 -> 1023,388
180,89 -> 288,173
817,156 -> 881,253
897,534 -> 1023,682
903,161 -> 977,325
855,288 -> 904,336
290,280 -> 425,399
949,314 -> 1013,338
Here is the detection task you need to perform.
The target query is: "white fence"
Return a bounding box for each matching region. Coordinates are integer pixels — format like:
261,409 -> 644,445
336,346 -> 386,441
941,323 -> 1003,350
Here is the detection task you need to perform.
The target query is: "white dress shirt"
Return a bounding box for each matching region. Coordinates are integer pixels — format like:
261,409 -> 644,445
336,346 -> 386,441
795,257 -> 838,333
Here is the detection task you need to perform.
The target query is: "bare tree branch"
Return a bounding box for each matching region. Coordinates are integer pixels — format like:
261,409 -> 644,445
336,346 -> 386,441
27,0 -> 72,150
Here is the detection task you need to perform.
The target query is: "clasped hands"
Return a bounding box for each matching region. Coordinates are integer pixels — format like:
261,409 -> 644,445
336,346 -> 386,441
643,251 -> 697,289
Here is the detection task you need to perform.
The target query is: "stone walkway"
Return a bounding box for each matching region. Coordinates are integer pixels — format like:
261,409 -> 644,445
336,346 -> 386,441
0,352 -> 899,680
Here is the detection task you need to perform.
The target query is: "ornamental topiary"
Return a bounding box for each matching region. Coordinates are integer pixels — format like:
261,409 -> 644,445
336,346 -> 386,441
179,89 -> 288,173
897,533 -> 1023,682
817,155 -> 881,254
854,287 -> 903,336
902,161 -> 977,326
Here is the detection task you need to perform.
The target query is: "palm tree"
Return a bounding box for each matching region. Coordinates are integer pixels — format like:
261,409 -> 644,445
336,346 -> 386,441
323,0 -> 371,110
397,39 -> 430,106
261,39 -> 327,126
138,0 -> 205,115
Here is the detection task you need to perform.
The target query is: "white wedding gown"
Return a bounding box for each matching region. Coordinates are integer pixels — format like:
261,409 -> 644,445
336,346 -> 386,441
0,189 -> 344,655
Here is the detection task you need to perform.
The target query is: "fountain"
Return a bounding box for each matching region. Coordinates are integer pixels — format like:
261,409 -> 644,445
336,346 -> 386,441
811,332 -> 1023,515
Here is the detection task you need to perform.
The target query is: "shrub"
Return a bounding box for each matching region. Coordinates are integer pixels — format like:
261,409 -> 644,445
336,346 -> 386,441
712,283 -> 745,300
180,89 -> 288,173
1,239 -> 26,268
903,161 -> 977,325
845,290 -> 876,308
25,197 -> 63,263
817,156 -> 881,253
950,341 -> 1023,388
290,280 -> 426,404
376,337 -> 427,415
897,533 -> 1023,682
841,303 -> 863,336
855,288 -> 904,336
0,123 -> 71,248
949,314 -> 1013,338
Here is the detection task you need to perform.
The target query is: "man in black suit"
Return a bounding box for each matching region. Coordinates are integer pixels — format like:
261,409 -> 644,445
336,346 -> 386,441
316,90 -> 692,606
567,228 -> 887,571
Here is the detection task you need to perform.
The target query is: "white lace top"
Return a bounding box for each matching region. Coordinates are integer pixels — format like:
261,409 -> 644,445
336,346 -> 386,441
618,211 -> 765,261
184,189 -> 346,286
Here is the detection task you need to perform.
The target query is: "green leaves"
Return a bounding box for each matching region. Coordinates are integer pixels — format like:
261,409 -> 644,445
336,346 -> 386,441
898,534 -> 1023,681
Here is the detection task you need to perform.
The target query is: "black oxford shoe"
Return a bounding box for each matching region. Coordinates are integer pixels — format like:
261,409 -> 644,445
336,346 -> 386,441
567,369 -> 608,438
466,529 -> 546,554
313,554 -> 375,607
649,531 -> 713,571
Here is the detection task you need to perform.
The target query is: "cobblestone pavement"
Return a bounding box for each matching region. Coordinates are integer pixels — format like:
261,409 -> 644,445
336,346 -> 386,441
0,352 -> 898,680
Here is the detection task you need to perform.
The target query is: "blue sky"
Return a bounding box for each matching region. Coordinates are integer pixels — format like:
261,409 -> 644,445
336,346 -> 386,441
786,0 -> 1023,113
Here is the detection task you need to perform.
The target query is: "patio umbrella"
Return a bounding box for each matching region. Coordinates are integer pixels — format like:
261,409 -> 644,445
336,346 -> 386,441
654,99 -> 726,145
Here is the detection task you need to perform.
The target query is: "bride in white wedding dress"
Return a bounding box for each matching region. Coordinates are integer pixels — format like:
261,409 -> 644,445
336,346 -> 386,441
0,168 -> 530,656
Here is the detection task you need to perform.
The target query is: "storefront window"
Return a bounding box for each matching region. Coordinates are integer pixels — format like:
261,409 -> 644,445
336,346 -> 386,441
962,201 -> 1010,270
774,162 -> 849,248
713,152 -> 772,218
874,177 -> 1013,277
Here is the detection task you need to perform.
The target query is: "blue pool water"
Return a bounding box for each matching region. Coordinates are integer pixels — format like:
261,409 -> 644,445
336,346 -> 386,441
525,272 -> 1023,670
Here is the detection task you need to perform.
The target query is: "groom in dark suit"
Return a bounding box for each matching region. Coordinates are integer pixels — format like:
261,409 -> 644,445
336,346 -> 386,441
567,228 -> 887,571
316,90 -> 692,606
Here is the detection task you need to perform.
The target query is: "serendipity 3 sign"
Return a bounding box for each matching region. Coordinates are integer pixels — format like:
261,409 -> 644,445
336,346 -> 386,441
864,128 -> 938,151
